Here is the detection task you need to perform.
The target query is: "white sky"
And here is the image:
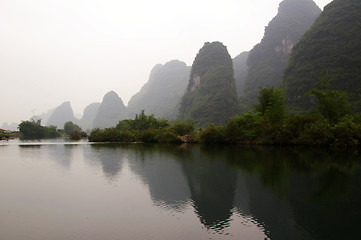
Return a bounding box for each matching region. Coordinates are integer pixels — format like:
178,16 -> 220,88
0,0 -> 332,125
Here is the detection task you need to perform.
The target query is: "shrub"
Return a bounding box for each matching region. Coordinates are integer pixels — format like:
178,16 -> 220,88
297,120 -> 333,146
254,87 -> 286,124
199,125 -> 226,144
332,116 -> 361,147
171,121 -> 195,136
279,114 -> 320,144
224,112 -> 262,143
69,129 -> 82,141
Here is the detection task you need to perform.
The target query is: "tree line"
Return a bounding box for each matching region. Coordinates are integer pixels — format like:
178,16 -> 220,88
16,77 -> 361,148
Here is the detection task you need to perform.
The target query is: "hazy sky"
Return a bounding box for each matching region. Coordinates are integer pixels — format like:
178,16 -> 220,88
0,0 -> 332,126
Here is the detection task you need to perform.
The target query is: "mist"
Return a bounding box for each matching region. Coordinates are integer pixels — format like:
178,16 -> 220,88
0,0 -> 332,127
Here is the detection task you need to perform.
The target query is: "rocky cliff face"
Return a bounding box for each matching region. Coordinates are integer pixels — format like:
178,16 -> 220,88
46,101 -> 76,128
126,60 -> 190,120
179,42 -> 239,126
93,91 -> 126,129
284,0 -> 361,111
240,0 -> 321,109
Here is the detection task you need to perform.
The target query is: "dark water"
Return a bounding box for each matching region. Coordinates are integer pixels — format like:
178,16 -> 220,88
1,140 -> 361,240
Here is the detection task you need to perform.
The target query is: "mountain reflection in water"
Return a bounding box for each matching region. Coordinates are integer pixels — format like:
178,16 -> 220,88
84,144 -> 361,239
1,141 -> 361,240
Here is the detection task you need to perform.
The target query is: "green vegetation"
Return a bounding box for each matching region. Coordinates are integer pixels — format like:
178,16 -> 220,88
305,77 -> 351,124
179,42 -> 239,127
197,85 -> 361,147
17,119 -> 87,140
64,121 -> 87,140
89,85 -> 361,148
284,0 -> 361,111
18,120 -> 60,139
88,110 -> 196,143
241,0 -> 321,109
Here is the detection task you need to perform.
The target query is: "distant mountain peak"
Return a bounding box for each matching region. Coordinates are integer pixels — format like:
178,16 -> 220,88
240,0 -> 321,109
126,60 -> 190,119
93,91 -> 126,129
46,101 -> 76,128
179,41 -> 238,126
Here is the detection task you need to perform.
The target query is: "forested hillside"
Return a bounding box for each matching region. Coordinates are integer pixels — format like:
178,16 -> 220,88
284,0 -> 361,111
241,0 -> 321,109
179,42 -> 239,127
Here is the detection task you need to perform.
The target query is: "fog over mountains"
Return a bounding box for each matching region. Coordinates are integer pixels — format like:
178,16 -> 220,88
4,0 -> 358,131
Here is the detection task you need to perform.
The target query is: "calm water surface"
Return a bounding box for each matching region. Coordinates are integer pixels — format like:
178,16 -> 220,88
1,139 -> 361,240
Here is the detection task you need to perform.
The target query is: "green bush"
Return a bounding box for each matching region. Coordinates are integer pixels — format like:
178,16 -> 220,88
156,128 -> 181,143
171,121 -> 195,136
297,120 -> 333,146
69,130 -> 82,141
18,120 -> 60,139
332,116 -> 361,147
199,125 -> 226,144
279,114 -> 320,144
64,121 -> 82,135
254,87 -> 286,124
224,112 -> 262,143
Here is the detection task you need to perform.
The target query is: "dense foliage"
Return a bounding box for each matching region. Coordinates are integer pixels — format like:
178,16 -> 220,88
179,42 -> 239,127
284,0 -> 361,111
89,86 -> 361,148
64,121 -> 87,140
89,111 -> 196,143
18,120 -> 60,139
241,0 -> 321,109
126,60 -> 190,120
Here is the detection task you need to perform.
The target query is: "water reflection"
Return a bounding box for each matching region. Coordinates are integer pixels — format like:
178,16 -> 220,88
6,143 -> 361,240
46,145 -> 75,169
127,144 -> 191,211
124,144 -> 361,239
224,146 -> 361,240
83,144 -> 125,180
181,146 -> 237,232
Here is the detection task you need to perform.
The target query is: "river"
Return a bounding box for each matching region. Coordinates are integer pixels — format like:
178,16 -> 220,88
1,139 -> 360,240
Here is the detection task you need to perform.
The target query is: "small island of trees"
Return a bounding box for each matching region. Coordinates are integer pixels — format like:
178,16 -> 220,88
18,120 -> 86,141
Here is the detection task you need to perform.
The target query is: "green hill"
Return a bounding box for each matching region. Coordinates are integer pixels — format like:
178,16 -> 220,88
284,0 -> 361,111
241,0 -> 321,109
179,42 -> 238,127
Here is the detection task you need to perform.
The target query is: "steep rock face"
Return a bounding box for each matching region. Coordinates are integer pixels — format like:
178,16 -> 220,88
179,42 -> 238,126
46,101 -> 76,128
241,0 -> 321,109
233,51 -> 249,96
93,91 -> 126,129
284,0 -> 361,111
126,60 -> 190,119
78,102 -> 101,130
